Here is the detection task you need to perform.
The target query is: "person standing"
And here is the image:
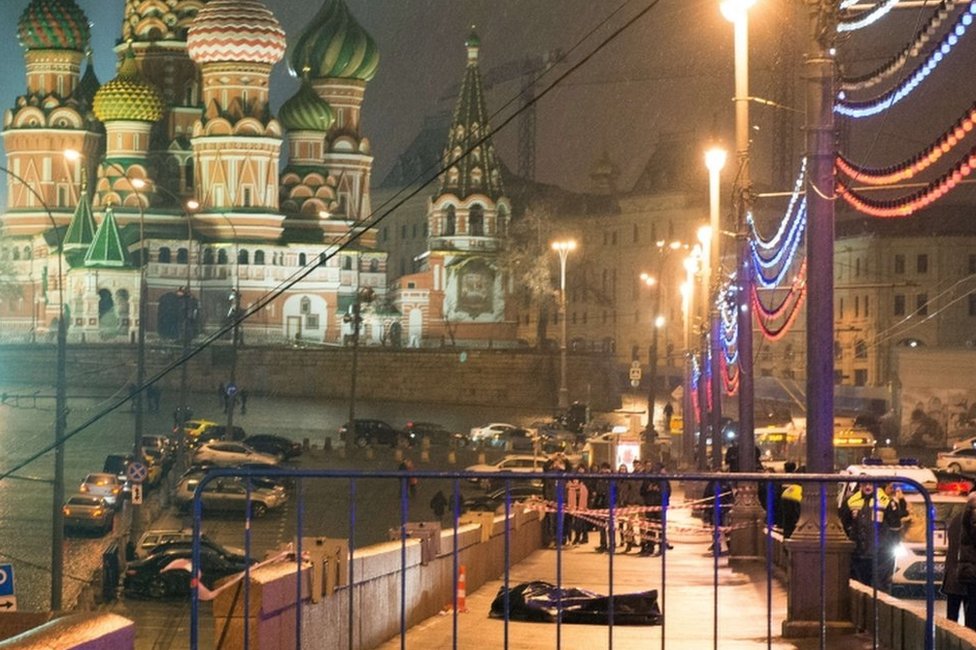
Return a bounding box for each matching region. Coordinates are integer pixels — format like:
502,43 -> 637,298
840,480 -> 901,590
944,511 -> 968,625
617,461 -> 642,553
959,485 -> 976,630
239,389 -> 249,415
639,463 -> 670,556
566,463 -> 590,545
542,454 -> 568,547
592,463 -> 612,552
663,402 -> 674,434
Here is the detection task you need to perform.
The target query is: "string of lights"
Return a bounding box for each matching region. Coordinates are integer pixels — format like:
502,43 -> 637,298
836,101 -> 976,185
840,0 -> 960,91
837,141 -> 976,217
749,159 -> 807,250
753,285 -> 807,341
721,354 -> 739,396
752,261 -> 808,321
838,0 -> 904,33
835,2 -> 976,118
751,207 -> 807,288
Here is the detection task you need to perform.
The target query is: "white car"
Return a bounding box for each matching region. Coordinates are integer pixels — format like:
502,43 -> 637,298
936,448 -> 976,473
191,441 -> 279,467
890,492 -> 967,597
469,422 -> 518,445
465,454 -> 545,488
79,472 -> 124,508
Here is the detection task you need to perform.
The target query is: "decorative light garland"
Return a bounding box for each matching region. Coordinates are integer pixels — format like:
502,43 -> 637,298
721,354 -> 739,396
836,101 -> 976,185
840,0 -> 960,91
838,0 -> 903,33
753,286 -> 807,341
835,2 -> 976,118
751,207 -> 806,288
749,158 -> 807,251
837,142 -> 976,217
752,261 -> 807,320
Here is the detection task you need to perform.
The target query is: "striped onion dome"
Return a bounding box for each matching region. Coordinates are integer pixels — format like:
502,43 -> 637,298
290,0 -> 379,82
18,0 -> 91,52
186,0 -> 286,66
279,80 -> 334,132
93,49 -> 164,123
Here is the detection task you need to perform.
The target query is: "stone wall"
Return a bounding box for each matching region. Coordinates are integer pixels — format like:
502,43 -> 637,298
0,344 -> 620,410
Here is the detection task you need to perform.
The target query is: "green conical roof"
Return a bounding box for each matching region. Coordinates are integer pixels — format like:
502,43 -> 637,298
84,206 -> 131,268
18,0 -> 91,52
439,30 -> 505,201
63,187 -> 96,250
280,79 -> 334,132
75,49 -> 101,108
290,0 -> 379,82
93,48 -> 164,123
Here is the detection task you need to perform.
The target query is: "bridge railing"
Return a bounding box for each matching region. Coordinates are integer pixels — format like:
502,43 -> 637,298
185,469 -> 939,650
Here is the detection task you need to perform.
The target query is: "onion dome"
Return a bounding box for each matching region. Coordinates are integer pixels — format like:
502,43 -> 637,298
187,0 -> 287,66
18,0 -> 91,52
290,0 -> 379,82
93,49 -> 164,123
280,80 -> 334,132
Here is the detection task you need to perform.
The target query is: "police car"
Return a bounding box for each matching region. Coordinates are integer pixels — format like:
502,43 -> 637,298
839,459 -> 962,597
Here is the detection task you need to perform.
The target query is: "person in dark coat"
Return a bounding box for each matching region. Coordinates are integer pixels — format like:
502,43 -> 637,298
943,511 -> 968,624
959,486 -> 976,629
639,463 -> 671,556
542,454 -> 568,547
592,463 -> 612,552
840,480 -> 902,590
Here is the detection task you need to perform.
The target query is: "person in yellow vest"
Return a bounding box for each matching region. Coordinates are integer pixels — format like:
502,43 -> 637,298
839,479 -> 902,590
780,462 -> 802,538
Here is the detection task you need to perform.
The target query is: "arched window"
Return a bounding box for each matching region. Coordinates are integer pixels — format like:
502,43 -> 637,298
369,259 -> 379,273
176,248 -> 188,264
203,248 -> 215,265
217,249 -> 228,265
158,247 -> 171,263
469,204 -> 484,236
299,252 -> 307,266
185,158 -> 195,191
23,245 -> 31,260
238,249 -> 249,265
444,205 -> 456,236
319,252 -> 327,266
254,250 -> 265,265
342,256 -> 352,270
854,339 -> 868,359
11,248 -> 19,261
300,297 -> 311,314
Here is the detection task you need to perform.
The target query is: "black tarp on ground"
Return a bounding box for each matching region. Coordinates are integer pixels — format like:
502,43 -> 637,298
489,581 -> 662,625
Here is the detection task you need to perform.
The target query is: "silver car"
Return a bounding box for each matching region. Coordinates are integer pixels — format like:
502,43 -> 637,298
62,495 -> 114,535
79,472 -> 124,508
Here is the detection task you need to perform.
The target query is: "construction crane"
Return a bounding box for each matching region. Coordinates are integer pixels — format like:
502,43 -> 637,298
440,49 -> 564,181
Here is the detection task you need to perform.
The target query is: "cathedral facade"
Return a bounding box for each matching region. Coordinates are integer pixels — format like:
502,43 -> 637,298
0,0 -> 390,346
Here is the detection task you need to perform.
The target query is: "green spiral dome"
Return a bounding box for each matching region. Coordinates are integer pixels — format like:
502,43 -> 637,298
93,51 -> 165,123
18,0 -> 91,52
290,0 -> 379,82
280,80 -> 335,132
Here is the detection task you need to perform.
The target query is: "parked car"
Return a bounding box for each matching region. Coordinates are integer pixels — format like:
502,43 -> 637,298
136,529 -> 246,560
140,435 -> 176,464
469,423 -> 518,445
936,448 -> 976,474
465,454 -> 545,489
933,469 -> 975,495
192,425 -> 247,448
339,419 -> 403,447
192,441 -> 279,467
487,427 -> 536,452
403,421 -> 469,447
123,547 -> 251,599
103,452 -> 162,490
79,472 -> 123,508
890,492 -> 967,597
145,539 -> 248,564
175,472 -> 287,514
243,434 -> 303,459
462,485 -> 544,512
62,495 -> 114,535
175,418 -> 219,442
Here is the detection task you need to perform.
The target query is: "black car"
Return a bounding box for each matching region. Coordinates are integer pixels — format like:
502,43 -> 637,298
244,434 -> 303,459
339,419 -> 404,447
145,538 -> 248,564
403,421 -> 469,447
123,547 -> 251,599
462,485 -> 544,512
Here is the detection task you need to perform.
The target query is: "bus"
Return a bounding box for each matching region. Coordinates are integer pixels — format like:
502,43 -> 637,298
833,427 -> 877,469
755,423 -> 803,471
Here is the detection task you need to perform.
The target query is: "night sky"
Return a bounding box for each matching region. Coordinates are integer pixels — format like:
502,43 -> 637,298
0,1 -> 973,210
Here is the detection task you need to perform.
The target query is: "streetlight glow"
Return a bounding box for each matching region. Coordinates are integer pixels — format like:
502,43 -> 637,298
697,225 -> 713,247
655,315 -> 666,329
720,0 -> 757,22
640,272 -> 657,287
705,146 -> 728,173
551,239 -> 577,252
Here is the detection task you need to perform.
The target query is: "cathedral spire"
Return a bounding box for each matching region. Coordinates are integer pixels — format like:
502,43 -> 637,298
439,28 -> 504,201
84,206 -> 131,268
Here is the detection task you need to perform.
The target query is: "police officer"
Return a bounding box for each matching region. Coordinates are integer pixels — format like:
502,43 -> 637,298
839,479 -> 901,590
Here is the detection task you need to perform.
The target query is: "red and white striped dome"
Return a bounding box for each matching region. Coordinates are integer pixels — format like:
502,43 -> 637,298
186,0 -> 286,66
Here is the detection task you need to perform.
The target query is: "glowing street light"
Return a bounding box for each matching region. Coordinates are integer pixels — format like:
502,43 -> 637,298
551,239 -> 576,409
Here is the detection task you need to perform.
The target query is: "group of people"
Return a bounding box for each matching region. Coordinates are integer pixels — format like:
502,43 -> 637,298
839,478 -> 908,592
542,455 -> 673,557
216,382 -> 249,414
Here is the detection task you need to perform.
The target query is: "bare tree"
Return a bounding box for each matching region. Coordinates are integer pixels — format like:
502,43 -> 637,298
500,203 -> 556,348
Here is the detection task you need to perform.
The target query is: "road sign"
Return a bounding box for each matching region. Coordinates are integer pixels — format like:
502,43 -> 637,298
127,461 -> 148,483
225,383 -> 238,398
0,564 -> 15,598
131,482 -> 144,505
630,379 -> 640,388
0,597 -> 16,612
629,367 -> 642,381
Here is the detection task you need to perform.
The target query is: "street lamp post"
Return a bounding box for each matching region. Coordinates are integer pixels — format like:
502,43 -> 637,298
551,240 -> 576,409
640,272 -> 661,434
0,165 -> 68,610
681,248 -> 701,467
705,147 -> 727,472
696,226 -> 712,470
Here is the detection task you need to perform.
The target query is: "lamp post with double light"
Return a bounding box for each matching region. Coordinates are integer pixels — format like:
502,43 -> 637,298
551,239 -> 576,409
0,164 -> 68,610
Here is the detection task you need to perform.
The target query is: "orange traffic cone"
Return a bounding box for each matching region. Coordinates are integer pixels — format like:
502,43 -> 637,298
456,565 -> 468,613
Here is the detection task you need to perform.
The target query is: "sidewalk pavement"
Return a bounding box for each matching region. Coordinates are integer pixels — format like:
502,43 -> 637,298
379,484 -> 876,649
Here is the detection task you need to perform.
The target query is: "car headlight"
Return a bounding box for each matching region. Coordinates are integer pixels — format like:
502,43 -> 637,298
892,543 -> 908,559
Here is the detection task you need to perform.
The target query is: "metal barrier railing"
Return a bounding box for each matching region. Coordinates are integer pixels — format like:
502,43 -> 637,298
186,469 -> 938,650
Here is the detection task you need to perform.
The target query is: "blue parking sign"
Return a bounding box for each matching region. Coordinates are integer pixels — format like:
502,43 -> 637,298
0,564 -> 14,597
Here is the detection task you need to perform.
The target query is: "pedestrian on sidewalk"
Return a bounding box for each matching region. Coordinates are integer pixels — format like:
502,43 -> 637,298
592,462 -> 612,552
639,463 -> 671,556
239,388 -> 249,415
430,490 -> 448,519
617,461 -> 641,553
566,463 -> 590,545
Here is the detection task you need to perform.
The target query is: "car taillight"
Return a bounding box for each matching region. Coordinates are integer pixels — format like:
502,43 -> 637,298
112,487 -> 121,494
63,507 -> 71,516
79,484 -> 88,492
93,508 -> 103,517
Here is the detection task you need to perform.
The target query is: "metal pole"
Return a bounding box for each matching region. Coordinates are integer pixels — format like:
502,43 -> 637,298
647,285 -> 662,432
707,159 -> 724,472
1,165 -> 68,609
348,298 -> 360,426
557,249 -> 569,409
